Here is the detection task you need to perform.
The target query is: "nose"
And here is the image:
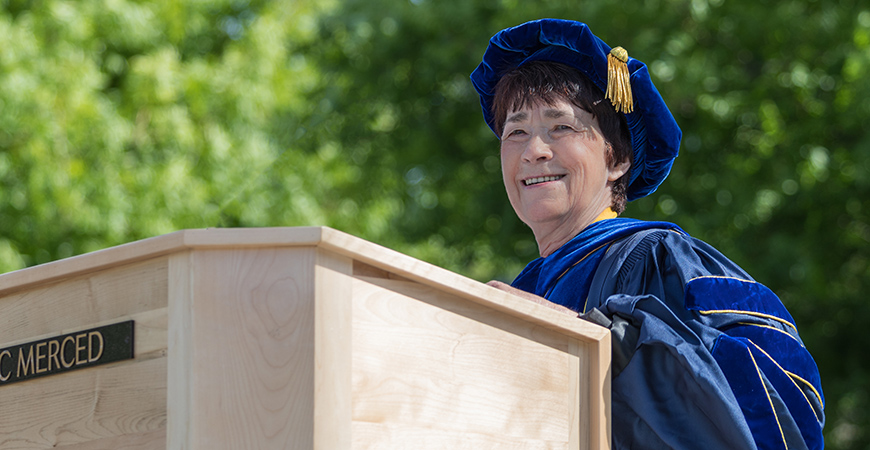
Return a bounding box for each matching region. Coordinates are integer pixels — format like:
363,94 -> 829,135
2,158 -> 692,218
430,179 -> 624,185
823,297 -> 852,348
521,134 -> 553,163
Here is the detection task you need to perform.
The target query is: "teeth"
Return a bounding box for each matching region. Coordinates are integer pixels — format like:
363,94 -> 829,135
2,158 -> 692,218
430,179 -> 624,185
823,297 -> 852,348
524,175 -> 563,186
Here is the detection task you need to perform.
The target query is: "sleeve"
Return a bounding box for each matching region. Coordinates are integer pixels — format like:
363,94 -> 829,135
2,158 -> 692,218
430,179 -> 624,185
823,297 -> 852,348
586,230 -> 825,450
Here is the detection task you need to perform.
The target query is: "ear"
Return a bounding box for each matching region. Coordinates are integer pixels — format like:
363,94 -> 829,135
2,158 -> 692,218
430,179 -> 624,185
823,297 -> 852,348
607,158 -> 631,182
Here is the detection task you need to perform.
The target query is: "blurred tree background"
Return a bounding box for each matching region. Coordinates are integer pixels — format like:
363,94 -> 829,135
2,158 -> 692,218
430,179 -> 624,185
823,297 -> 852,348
1,0 -> 868,447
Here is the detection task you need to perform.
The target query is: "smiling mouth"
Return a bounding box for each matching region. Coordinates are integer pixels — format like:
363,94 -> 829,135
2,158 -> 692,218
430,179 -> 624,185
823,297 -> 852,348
523,175 -> 565,186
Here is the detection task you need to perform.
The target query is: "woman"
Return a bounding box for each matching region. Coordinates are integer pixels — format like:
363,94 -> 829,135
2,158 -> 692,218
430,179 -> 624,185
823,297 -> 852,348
472,19 -> 824,450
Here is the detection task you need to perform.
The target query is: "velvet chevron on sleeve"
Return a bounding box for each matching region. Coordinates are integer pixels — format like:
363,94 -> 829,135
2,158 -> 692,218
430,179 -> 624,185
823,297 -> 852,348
511,219 -> 825,450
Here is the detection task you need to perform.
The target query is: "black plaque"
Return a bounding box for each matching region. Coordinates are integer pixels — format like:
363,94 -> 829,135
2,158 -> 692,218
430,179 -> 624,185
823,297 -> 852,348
0,320 -> 134,386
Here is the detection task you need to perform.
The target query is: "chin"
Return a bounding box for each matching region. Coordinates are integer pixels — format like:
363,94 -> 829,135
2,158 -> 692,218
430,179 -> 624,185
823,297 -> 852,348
521,212 -> 567,229
520,202 -> 569,221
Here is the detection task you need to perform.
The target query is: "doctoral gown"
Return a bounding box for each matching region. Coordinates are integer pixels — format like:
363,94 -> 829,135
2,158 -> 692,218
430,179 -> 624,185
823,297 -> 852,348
512,218 -> 825,450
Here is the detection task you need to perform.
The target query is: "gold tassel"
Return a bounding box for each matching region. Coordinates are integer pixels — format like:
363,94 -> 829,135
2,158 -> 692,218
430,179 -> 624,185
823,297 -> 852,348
606,46 -> 633,114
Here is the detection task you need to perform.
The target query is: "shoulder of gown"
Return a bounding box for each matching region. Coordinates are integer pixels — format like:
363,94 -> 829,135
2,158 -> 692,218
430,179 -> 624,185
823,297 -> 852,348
584,228 -> 825,450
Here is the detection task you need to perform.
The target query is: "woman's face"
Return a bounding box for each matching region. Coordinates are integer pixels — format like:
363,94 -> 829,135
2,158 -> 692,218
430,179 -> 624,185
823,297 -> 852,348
500,98 -> 628,237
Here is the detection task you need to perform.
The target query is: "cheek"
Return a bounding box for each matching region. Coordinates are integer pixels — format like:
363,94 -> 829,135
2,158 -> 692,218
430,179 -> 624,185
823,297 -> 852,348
499,151 -> 514,184
499,154 -> 524,213
501,161 -> 519,204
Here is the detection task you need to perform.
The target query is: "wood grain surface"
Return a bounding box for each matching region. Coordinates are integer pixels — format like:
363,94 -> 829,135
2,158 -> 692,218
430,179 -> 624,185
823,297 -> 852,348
350,275 -> 584,449
0,228 -> 609,449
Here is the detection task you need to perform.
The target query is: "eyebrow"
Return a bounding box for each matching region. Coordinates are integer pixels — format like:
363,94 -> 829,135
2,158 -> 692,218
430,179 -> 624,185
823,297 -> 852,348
544,109 -> 570,119
506,108 -> 572,124
505,112 -> 527,123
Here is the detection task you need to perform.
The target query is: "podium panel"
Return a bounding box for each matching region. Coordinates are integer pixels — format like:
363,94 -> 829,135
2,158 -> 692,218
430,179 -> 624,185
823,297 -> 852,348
0,228 -> 610,449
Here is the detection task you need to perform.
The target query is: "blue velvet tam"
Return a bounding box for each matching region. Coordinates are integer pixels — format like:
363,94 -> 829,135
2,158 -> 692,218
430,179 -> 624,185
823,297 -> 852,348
470,19 -> 682,201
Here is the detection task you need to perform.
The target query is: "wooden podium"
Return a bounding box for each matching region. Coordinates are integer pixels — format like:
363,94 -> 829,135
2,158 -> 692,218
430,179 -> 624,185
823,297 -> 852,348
0,227 -> 610,449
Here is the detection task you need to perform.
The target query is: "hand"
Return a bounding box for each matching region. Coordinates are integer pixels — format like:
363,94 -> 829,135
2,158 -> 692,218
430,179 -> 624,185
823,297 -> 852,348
486,280 -> 578,316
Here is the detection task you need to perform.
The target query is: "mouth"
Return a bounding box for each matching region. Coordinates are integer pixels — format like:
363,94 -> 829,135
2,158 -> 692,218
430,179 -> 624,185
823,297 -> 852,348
523,175 -> 565,186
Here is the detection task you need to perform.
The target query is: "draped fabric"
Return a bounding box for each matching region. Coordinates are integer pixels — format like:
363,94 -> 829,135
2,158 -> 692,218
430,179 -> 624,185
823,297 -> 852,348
511,218 -> 682,311
512,219 -> 825,449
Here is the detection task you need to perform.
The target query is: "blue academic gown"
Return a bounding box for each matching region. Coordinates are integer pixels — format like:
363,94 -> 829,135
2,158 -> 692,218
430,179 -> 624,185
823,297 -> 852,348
512,218 -> 824,450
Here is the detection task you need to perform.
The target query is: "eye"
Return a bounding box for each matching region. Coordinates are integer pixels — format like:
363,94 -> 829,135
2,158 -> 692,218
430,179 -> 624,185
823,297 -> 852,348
552,124 -> 575,133
503,128 -> 528,140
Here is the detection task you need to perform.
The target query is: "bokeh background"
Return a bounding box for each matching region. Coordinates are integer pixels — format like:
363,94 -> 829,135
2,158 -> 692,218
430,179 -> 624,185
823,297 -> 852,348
1,0 -> 868,447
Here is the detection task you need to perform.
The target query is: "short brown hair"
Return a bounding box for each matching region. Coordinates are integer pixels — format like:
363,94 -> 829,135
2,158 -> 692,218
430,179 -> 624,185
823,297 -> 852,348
492,61 -> 633,214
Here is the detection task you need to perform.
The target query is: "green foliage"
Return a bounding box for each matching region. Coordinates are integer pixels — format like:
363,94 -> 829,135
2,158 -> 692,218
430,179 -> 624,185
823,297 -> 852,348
1,0 -> 869,447
0,0 -> 333,266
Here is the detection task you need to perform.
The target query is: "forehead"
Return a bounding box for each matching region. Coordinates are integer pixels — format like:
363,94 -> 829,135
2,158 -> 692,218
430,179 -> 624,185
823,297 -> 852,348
505,98 -> 592,123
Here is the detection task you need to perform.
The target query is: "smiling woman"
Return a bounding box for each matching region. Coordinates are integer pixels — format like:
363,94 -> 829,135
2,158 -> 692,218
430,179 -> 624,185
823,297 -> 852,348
498,98 -> 628,257
470,19 -> 825,450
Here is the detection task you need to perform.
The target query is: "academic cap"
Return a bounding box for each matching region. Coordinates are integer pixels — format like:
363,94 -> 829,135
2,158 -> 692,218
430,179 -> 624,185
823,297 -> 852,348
470,18 -> 681,201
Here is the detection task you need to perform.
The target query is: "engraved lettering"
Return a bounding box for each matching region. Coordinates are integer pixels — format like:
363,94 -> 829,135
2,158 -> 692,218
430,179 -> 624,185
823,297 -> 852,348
0,350 -> 11,381
75,333 -> 87,365
35,342 -> 47,374
0,320 -> 133,386
61,335 -> 76,368
47,340 -> 60,372
17,346 -> 34,377
88,331 -> 104,363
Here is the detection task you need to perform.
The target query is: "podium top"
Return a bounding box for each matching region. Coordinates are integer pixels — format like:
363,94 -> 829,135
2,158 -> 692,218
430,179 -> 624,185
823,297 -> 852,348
0,227 -> 608,344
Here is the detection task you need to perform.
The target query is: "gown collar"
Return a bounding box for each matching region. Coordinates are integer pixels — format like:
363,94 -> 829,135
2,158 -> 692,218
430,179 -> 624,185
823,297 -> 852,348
512,215 -> 681,301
